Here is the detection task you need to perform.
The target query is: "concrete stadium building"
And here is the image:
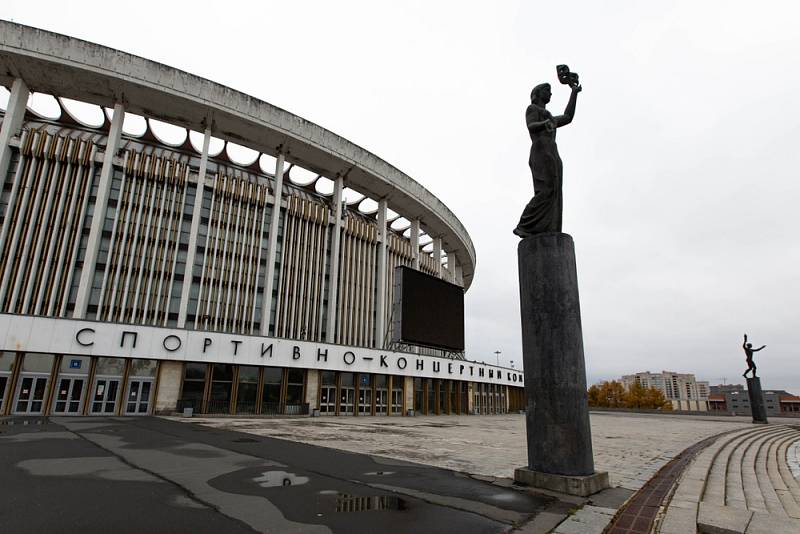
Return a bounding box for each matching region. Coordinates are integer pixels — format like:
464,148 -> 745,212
0,21 -> 524,419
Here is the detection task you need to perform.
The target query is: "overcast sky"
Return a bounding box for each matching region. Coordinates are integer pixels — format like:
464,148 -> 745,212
3,1 -> 799,392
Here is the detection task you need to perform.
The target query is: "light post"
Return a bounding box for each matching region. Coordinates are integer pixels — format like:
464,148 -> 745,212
494,350 -> 501,367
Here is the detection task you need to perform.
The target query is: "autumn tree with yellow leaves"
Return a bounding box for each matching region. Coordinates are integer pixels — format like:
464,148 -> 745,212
587,380 -> 672,410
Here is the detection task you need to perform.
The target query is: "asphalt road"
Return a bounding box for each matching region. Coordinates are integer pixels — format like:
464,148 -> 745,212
0,416 -> 558,533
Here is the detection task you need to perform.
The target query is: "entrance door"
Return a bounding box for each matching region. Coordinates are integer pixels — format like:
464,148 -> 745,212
124,380 -> 153,415
52,377 -> 86,414
320,386 -> 337,414
0,374 -> 8,413
375,389 -> 388,415
391,388 -> 403,415
340,387 -> 355,415
14,375 -> 50,415
91,378 -> 120,414
358,388 -> 372,415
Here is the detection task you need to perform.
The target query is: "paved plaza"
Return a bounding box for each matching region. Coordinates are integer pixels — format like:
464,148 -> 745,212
0,416 -> 557,533
3,413 -> 798,533
176,412 -> 760,492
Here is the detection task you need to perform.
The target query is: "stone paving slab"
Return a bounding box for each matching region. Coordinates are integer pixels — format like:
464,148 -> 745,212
698,502 -> 753,533
552,506 -> 616,534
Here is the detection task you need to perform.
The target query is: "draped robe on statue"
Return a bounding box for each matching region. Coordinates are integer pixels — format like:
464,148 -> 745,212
514,103 -> 563,236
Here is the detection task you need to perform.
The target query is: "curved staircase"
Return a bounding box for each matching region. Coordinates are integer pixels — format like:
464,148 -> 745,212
657,424 -> 800,533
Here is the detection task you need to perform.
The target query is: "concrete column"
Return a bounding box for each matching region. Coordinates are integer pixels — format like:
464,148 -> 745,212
746,377 -> 768,424
433,237 -> 442,277
74,103 -> 125,318
260,153 -> 285,336
325,176 -> 344,343
514,233 -> 609,496
0,79 -> 29,188
404,376 -> 414,415
410,219 -> 420,270
305,369 -> 320,412
374,199 -> 388,348
154,361 -> 183,414
178,128 -> 211,328
454,260 -> 463,286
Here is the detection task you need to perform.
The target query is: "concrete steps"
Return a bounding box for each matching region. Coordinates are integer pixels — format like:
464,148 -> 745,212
656,424 -> 800,534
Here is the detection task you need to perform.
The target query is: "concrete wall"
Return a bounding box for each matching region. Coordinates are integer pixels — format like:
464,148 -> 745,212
155,361 -> 183,414
404,376 -> 414,414
305,369 -> 319,410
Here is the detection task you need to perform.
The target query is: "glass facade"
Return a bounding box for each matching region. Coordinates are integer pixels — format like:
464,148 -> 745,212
261,367 -> 283,414
0,351 -> 514,418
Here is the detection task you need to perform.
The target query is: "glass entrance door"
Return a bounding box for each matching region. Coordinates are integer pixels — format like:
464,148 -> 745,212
52,377 -> 86,414
391,387 -> 403,415
375,389 -> 388,415
0,352 -> 15,413
124,380 -> 153,415
14,375 -> 49,414
340,387 -> 355,415
91,378 -> 120,414
358,388 -> 372,415
0,374 -> 9,413
320,386 -> 337,414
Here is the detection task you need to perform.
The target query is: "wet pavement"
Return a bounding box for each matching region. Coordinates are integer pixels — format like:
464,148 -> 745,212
0,416 -> 562,533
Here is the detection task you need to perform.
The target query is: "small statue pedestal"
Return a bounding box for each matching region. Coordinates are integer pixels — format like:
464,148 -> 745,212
746,377 -> 768,424
513,233 -> 609,496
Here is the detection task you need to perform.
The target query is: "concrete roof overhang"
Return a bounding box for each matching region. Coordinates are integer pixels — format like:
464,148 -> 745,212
0,21 -> 475,289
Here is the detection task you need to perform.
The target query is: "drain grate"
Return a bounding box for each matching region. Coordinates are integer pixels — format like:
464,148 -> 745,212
335,494 -> 407,513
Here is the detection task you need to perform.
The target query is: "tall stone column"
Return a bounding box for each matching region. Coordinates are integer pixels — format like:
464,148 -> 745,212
513,233 -> 608,496
260,153 -> 286,336
404,376 -> 414,415
0,78 -> 29,188
305,369 -> 320,415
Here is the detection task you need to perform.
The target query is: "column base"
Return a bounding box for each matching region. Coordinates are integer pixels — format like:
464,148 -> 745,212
514,467 -> 610,497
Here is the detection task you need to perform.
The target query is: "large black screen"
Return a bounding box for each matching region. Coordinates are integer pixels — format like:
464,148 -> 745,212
391,266 -> 465,351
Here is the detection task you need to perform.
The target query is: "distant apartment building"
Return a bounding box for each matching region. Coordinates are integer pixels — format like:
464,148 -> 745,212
708,385 -> 800,417
620,371 -> 710,411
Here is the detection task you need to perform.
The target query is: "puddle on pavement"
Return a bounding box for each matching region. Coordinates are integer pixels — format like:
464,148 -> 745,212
488,493 -> 518,502
334,494 -> 407,513
253,470 -> 309,487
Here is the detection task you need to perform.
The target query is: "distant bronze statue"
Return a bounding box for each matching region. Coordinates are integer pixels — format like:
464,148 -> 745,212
742,333 -> 766,378
514,65 -> 582,238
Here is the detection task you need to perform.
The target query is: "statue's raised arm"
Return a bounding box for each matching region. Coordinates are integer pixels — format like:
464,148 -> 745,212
554,65 -> 582,128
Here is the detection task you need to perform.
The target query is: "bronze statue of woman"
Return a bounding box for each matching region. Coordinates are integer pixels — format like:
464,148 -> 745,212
514,67 -> 582,237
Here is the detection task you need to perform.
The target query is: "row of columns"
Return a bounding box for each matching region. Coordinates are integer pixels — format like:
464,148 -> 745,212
0,79 -> 459,347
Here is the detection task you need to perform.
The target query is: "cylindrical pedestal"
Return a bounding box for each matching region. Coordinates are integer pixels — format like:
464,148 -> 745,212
518,233 -> 594,476
746,377 -> 768,424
